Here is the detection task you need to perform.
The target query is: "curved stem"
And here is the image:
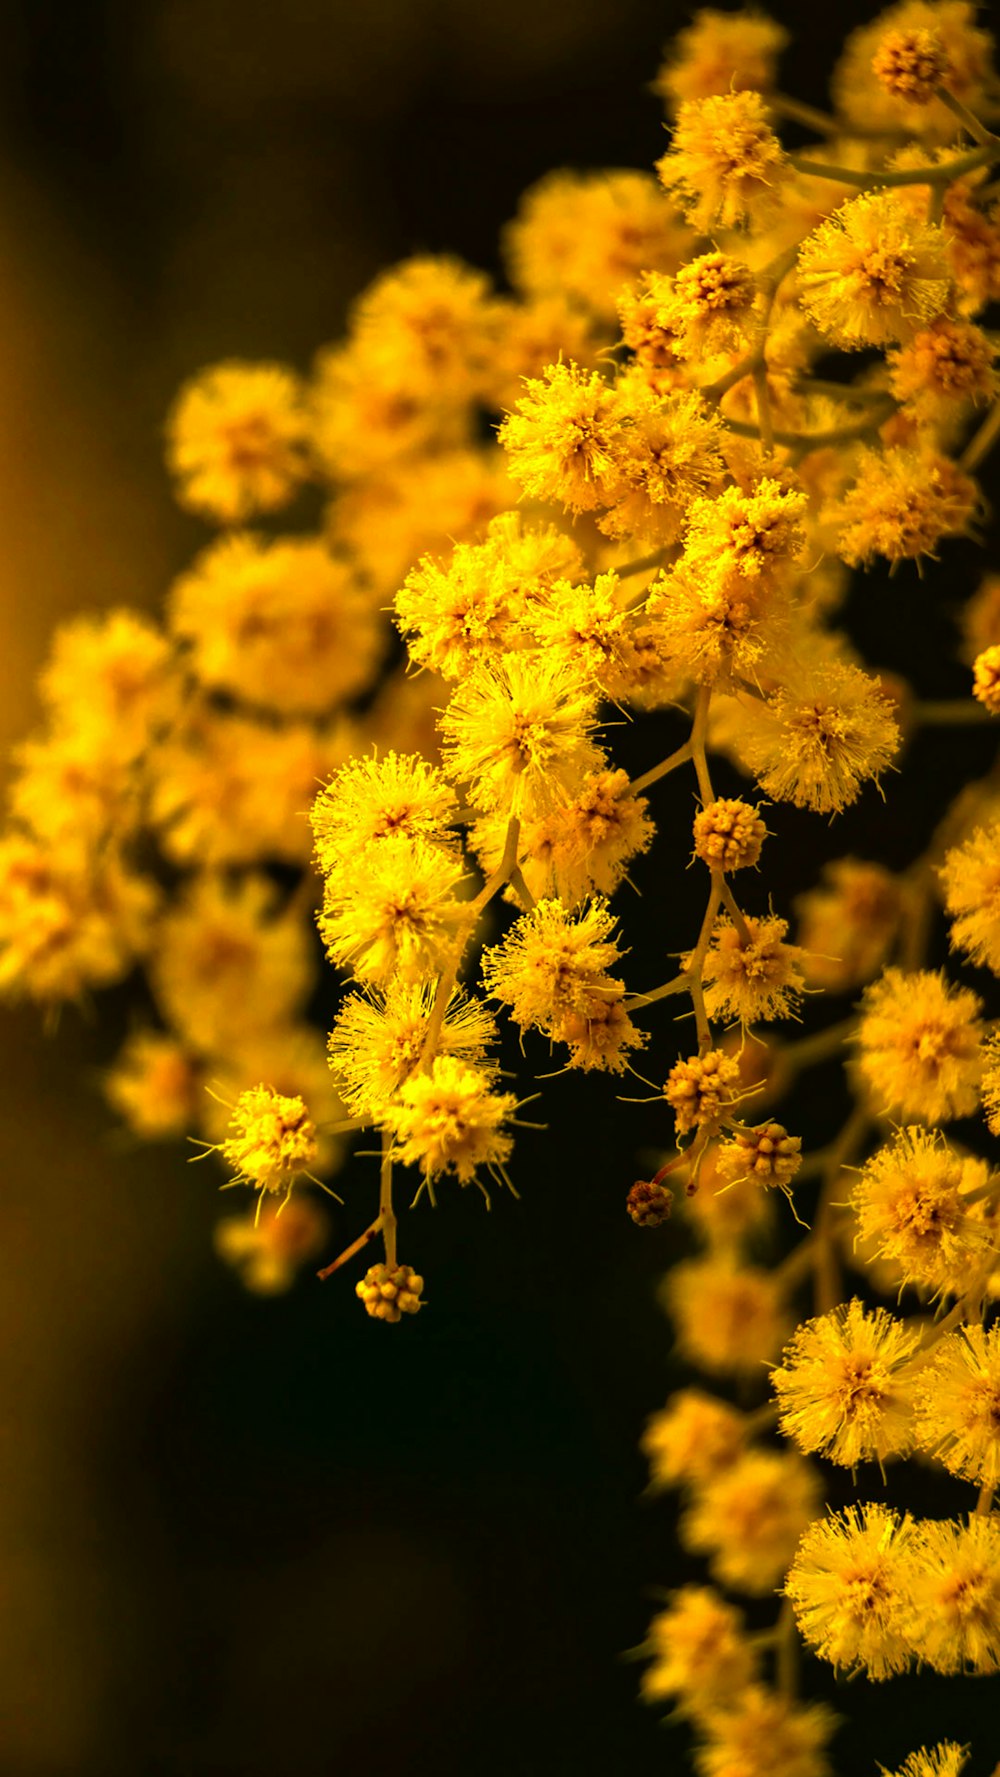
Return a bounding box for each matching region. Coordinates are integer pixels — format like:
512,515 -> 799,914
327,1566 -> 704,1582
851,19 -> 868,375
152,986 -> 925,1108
379,1127 -> 397,1270
788,141 -> 999,188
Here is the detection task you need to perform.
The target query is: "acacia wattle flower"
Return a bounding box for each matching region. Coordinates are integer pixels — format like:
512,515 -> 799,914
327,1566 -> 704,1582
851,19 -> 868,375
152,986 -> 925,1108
797,192 -> 950,349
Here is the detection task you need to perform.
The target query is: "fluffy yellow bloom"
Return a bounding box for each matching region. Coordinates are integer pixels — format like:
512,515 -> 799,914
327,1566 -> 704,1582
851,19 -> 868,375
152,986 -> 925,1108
310,751 -> 459,883
439,652 -> 603,821
730,660 -> 900,815
104,1029 -> 203,1142
356,1261 -> 425,1323
654,8 -> 788,110
888,316 -> 997,417
664,1049 -> 744,1136
601,384 -> 726,546
395,514 -> 582,679
794,859 -> 906,992
218,1084 -> 319,1210
150,711 -> 350,869
656,90 -> 787,233
215,1193 -> 330,1297
481,897 -> 642,1072
835,448 -> 979,568
940,821 -> 1000,973
785,1503 -> 919,1679
913,1323 -> 1000,1487
39,609 -> 176,762
773,1300 -> 920,1469
498,361 -> 625,514
640,1587 -> 757,1716
168,533 -> 383,715
327,983 -> 498,1120
165,361 -> 311,524
879,1749 -> 969,1777
471,768 -> 654,908
664,1254 -> 792,1376
798,192 -> 950,349
982,1028 -> 1000,1135
692,1686 -> 835,1777
0,835 -> 158,1007
349,255 -> 498,405
699,913 -> 806,1026
909,1514 -> 1000,1673
310,335 -> 468,484
640,1389 -> 748,1489
620,256 -> 758,366
8,727 -> 141,853
318,834 -> 464,986
856,968 -> 984,1122
646,561 -> 788,688
682,479 -> 807,593
851,1126 -> 994,1295
385,1054 -> 516,1191
150,873 -> 315,1057
502,170 -> 685,321
197,1024 -> 347,1180
682,1449 -> 822,1594
692,798 -> 767,872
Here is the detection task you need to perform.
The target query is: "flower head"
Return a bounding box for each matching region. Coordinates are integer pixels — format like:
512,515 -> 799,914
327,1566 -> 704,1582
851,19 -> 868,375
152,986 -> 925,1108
785,1503 -> 919,1679
913,1323 -> 1000,1487
166,361 -> 310,523
385,1055 -> 516,1190
798,192 -> 950,349
773,1300 -> 920,1469
700,913 -> 806,1025
656,90 -> 787,232
439,653 -> 603,821
856,967 -> 984,1122
851,1125 -> 993,1295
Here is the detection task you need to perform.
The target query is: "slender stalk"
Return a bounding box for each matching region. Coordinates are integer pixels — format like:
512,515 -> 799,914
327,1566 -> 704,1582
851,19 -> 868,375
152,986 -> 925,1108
717,873 -> 753,946
379,1127 -> 397,1270
629,740 -> 693,796
421,815 -> 521,1062
788,141 -> 999,188
912,699 -> 993,725
960,398 -> 1000,473
690,684 -> 715,806
317,1215 -> 382,1282
775,1596 -> 800,1699
934,86 -> 996,147
721,400 -> 897,453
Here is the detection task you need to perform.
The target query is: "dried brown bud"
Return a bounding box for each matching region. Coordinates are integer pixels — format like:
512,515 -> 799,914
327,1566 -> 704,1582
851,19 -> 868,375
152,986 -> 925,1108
628,1179 -> 673,1227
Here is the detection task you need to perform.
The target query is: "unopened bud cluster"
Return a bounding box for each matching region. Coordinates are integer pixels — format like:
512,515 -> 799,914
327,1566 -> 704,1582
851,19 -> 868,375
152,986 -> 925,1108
356,1261 -> 425,1323
692,799 -> 766,872
665,1049 -> 743,1136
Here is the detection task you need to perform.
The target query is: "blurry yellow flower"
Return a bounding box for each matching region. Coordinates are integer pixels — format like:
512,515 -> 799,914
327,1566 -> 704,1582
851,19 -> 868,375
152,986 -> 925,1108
166,360 -> 311,524
856,967 -> 983,1122
503,170 -> 685,321
939,820 -> 1000,973
681,1449 -> 822,1594
640,1388 -> 748,1490
692,1685 -> 835,1777
664,1253 -> 792,1376
653,8 -> 788,111
215,1193 -> 330,1297
798,193 -> 950,349
104,1029 -> 203,1142
640,1587 -> 757,1716
909,1514 -> 1000,1673
835,448 -> 979,568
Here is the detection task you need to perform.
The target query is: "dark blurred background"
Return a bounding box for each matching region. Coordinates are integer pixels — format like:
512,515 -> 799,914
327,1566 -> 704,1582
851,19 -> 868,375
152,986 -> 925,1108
1,2 -> 998,1772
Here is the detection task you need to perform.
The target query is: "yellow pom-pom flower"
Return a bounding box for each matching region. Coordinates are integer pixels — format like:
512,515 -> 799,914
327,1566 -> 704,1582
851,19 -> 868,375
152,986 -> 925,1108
699,913 -> 806,1025
909,1514 -> 1000,1673
681,1449 -> 822,1595
166,360 -> 311,524
798,192 -> 950,349
855,967 -> 984,1122
656,90 -> 787,233
785,1502 -> 919,1679
851,1125 -> 993,1295
439,652 -> 603,821
772,1300 -> 920,1469
218,1084 -> 321,1215
385,1054 -> 516,1193
913,1323 -> 1000,1488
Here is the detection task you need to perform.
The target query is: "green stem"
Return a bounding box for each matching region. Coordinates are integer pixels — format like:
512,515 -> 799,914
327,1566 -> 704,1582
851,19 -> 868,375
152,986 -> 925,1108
629,740 -> 693,796
960,397 -> 1000,472
934,86 -> 996,147
788,140 -> 999,188
912,698 -> 994,725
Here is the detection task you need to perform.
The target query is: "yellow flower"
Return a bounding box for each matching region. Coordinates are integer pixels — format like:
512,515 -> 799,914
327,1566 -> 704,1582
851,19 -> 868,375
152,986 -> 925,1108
888,316 -> 997,416
439,652 -> 603,820
773,1300 -> 920,1469
348,255 -> 498,404
872,24 -> 953,104
729,659 -> 901,815
215,1193 -> 330,1297
656,90 -> 787,233
640,1587 -> 757,1717
833,2 -> 996,138
640,1388 -> 748,1489
835,447 -> 979,568
385,1054 -> 516,1191
327,982 -> 498,1119
481,897 -> 641,1071
682,478 -> 807,593
663,1254 -> 792,1377
498,361 -> 625,514
502,170 -> 685,322
471,768 -> 654,908
167,533 -> 383,715
972,643 -> 1000,714
310,751 -> 459,884
940,820 -> 1000,973
39,609 -> 176,761
0,835 -> 158,1007
104,1030 -> 202,1142
394,514 -> 583,679
794,859 -> 906,992
692,1685 -> 835,1777
714,1120 -> 802,1195
913,1323 -> 1000,1487
785,1503 -> 919,1679
681,1449 -> 822,1594
654,9 -> 788,111
218,1084 -> 319,1209
317,834 -> 464,986
699,913 -> 806,1025
982,1027 -> 1000,1134
620,255 -> 758,365
856,967 -> 984,1122
600,384 -> 725,545
879,1749 -> 969,1777
851,1125 -> 993,1295
310,333 -> 467,483
798,191 -> 950,348
150,873 -> 315,1056
909,1514 -> 1000,1673
647,560 -> 787,688
165,361 -> 310,524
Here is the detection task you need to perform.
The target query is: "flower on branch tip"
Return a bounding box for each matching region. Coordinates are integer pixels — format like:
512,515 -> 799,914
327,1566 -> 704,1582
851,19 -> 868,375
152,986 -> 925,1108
772,1299 -> 920,1469
656,90 -> 787,233
697,912 -> 806,1026
356,1261 -> 425,1323
384,1054 -> 517,1193
855,967 -> 984,1123
785,1502 -> 919,1679
217,1084 -> 321,1212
